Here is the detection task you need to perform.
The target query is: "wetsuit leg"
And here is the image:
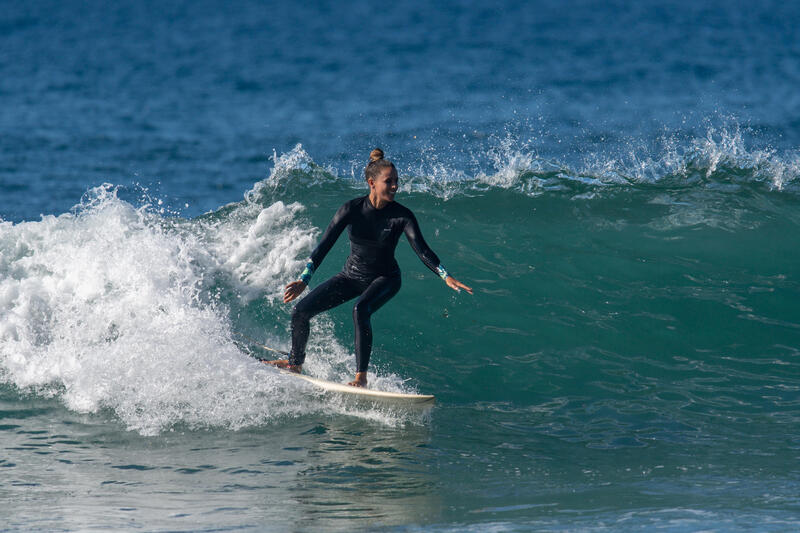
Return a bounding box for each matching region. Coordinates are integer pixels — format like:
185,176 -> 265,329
290,273 -> 362,366
352,275 -> 402,372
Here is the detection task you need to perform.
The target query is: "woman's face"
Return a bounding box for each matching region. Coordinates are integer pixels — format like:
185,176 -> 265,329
370,167 -> 399,203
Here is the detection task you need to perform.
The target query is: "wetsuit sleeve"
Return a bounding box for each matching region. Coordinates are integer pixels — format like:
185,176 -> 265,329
403,212 -> 442,275
308,201 -> 351,269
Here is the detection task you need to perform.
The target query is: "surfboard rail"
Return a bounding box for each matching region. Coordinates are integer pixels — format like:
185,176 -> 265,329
278,369 -> 435,405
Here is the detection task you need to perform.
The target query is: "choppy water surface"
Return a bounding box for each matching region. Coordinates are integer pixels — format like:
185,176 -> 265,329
2,0 -> 800,530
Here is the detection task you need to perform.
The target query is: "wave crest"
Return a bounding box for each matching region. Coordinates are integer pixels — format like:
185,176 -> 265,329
256,128 -> 800,201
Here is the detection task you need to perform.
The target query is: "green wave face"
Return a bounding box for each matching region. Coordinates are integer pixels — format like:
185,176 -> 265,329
2,138 -> 799,443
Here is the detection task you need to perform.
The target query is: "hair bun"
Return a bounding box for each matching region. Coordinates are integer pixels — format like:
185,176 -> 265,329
369,148 -> 384,163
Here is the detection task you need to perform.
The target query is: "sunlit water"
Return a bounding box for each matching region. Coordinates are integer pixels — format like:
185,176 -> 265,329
2,0 -> 800,530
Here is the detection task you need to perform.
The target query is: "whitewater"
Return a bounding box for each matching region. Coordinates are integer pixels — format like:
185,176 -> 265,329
3,0 -> 800,529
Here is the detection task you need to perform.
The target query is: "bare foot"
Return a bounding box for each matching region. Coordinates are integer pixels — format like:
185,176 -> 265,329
263,359 -> 302,373
347,372 -> 368,388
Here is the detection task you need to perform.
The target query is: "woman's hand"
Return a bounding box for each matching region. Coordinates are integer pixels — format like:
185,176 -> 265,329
445,276 -> 473,295
284,280 -> 308,303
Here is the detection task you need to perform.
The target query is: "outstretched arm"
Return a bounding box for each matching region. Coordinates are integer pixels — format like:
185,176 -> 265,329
404,213 -> 473,295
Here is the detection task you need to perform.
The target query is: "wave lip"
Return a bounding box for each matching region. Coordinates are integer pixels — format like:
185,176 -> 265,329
256,128 -> 800,204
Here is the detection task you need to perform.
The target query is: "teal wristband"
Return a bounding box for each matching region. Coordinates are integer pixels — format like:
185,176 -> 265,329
436,264 -> 450,281
299,261 -> 315,284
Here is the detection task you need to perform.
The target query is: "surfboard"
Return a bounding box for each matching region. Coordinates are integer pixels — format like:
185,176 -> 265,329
277,369 -> 436,406
236,333 -> 435,405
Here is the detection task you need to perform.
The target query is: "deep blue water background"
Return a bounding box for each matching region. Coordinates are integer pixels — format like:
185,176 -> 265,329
2,1 -> 800,531
4,0 -> 800,221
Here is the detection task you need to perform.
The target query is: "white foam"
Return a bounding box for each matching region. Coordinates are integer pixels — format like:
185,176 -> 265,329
0,185 -> 420,434
200,197 -> 316,302
412,125 -> 800,198
255,143 -> 340,193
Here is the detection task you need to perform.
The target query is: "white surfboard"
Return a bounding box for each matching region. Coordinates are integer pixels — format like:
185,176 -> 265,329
238,335 -> 435,406
278,369 -> 435,406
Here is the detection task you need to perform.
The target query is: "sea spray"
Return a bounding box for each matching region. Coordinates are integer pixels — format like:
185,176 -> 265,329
0,185 -> 420,434
260,127 -> 800,205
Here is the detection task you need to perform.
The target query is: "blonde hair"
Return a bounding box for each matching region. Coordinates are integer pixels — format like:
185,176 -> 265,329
365,148 -> 395,182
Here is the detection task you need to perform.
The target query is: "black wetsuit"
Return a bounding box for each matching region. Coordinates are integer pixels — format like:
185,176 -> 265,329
289,196 -> 442,372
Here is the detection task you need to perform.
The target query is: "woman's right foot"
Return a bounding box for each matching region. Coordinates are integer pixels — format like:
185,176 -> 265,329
263,359 -> 302,373
347,372 -> 368,388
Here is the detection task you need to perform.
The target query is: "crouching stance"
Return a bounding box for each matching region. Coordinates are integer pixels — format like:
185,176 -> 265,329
267,148 -> 472,387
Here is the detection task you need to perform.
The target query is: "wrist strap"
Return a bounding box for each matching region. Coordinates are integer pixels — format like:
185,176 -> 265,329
299,261 -> 315,284
436,264 -> 450,281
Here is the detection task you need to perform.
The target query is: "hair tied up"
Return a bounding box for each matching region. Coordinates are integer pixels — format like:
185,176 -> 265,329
369,148 -> 384,163
364,148 -> 394,182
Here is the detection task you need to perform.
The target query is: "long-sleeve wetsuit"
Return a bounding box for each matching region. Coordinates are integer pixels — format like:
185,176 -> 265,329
289,196 -> 443,372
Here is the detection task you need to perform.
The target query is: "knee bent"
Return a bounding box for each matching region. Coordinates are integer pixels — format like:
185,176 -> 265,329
292,304 -> 311,323
352,301 -> 372,324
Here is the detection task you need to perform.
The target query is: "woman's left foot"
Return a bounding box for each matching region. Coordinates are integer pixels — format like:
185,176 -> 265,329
348,372 -> 368,387
263,359 -> 302,373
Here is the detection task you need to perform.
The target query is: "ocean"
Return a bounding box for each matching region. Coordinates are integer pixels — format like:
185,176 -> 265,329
2,0 -> 799,530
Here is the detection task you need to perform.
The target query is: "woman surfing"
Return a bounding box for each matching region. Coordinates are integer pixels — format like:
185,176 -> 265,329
266,149 -> 472,387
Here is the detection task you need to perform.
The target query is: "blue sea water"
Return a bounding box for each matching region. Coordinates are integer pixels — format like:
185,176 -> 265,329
2,0 -> 800,530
